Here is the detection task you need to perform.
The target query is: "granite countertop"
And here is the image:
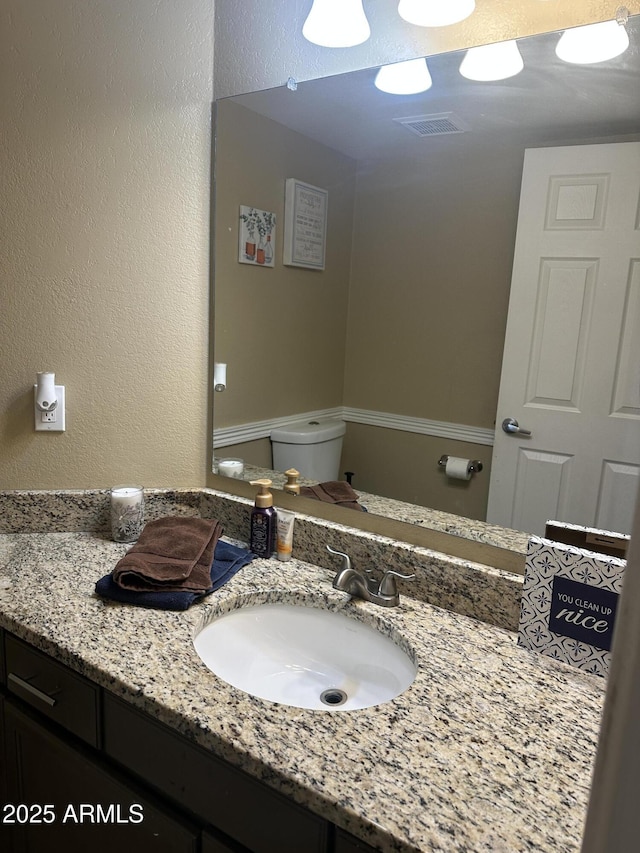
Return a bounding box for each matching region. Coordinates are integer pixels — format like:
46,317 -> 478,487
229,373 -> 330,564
0,530 -> 604,853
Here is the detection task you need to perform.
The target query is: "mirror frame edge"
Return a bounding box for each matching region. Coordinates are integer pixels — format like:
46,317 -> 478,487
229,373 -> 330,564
206,471 -> 526,573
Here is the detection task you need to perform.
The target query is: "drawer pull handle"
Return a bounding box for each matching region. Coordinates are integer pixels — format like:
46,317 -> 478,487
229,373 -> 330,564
8,673 -> 58,708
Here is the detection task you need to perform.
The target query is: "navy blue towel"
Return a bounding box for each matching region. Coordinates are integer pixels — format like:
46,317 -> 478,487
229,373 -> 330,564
95,540 -> 254,611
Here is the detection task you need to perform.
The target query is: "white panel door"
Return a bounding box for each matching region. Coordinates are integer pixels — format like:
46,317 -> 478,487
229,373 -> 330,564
487,142 -> 640,535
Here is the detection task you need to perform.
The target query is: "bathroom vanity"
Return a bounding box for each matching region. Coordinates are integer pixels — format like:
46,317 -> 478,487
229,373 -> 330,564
0,490 -> 604,852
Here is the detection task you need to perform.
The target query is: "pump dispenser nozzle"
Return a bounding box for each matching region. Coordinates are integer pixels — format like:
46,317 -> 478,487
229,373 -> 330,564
283,469 -> 301,496
250,479 -> 274,507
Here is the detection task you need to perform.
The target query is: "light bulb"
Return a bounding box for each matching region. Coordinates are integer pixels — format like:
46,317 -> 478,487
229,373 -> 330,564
555,19 -> 629,65
302,0 -> 371,48
459,40 -> 524,81
398,0 -> 476,28
375,58 -> 432,95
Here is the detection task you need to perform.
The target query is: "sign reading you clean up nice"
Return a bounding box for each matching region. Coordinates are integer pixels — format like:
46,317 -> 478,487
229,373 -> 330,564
518,535 -> 626,677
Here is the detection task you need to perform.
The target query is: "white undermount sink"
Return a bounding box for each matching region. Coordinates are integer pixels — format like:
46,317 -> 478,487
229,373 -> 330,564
193,602 -> 417,711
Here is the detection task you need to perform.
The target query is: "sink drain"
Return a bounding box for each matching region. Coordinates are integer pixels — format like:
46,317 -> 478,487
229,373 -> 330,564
320,688 -> 348,707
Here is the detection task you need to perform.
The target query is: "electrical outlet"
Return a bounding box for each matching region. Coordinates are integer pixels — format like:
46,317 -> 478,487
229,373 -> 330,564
34,385 -> 66,432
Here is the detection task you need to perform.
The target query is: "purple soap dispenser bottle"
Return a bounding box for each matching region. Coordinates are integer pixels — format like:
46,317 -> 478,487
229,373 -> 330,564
249,479 -> 277,558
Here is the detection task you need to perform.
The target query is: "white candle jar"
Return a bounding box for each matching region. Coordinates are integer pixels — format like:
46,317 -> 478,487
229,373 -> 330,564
217,458 -> 244,478
110,486 -> 144,542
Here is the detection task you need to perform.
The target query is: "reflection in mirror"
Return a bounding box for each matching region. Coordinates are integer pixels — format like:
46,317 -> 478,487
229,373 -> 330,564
213,19 -> 640,548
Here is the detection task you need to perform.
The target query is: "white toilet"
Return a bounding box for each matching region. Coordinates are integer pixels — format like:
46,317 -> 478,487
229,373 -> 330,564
270,419 -> 346,481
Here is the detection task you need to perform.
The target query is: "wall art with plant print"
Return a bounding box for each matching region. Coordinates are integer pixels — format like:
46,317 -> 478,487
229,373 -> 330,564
238,206 -> 276,267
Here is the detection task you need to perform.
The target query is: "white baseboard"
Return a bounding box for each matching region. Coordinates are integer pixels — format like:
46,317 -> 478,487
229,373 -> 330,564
214,407 -> 494,449
342,407 -> 495,446
213,408 -> 343,448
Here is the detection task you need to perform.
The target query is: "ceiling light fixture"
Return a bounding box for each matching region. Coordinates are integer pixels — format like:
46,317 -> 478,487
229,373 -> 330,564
398,0 -> 476,28
459,40 -> 524,81
374,58 -> 433,95
302,0 -> 371,48
555,9 -> 630,64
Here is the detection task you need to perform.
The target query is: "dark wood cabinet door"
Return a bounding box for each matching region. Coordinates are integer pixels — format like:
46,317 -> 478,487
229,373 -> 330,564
104,691 -> 328,853
202,827 -> 252,853
335,827 -> 381,853
0,695 -> 7,806
3,700 -> 199,853
4,634 -> 100,747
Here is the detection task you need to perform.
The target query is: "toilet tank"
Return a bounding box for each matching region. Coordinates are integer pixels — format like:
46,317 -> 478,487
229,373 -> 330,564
270,419 -> 346,482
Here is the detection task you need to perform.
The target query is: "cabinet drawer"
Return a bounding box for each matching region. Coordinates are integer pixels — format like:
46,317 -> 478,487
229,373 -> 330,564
104,692 -> 328,853
5,634 -> 99,747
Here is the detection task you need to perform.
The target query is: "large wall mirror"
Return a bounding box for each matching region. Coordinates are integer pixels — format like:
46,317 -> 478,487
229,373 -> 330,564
212,17 -> 640,560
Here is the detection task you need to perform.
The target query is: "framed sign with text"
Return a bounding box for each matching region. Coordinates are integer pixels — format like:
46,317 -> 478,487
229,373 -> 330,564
518,535 -> 626,677
283,178 -> 328,270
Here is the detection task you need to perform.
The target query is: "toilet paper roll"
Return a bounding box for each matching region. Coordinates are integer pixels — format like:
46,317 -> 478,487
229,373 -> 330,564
445,456 -> 472,481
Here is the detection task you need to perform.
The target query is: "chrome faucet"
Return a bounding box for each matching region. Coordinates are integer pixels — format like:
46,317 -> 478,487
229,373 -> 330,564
326,546 -> 414,607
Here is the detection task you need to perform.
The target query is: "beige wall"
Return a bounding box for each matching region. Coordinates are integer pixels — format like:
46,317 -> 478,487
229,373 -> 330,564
342,425 -> 493,520
1,1 -> 634,494
345,141 -> 522,426
0,0 -> 213,489
213,100 -> 356,428
337,142 -> 523,519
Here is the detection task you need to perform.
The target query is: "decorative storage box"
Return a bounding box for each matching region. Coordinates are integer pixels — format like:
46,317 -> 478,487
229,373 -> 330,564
518,534 -> 626,678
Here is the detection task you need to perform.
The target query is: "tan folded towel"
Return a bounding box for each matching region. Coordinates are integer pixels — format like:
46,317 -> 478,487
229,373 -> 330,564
112,516 -> 223,593
300,481 -> 364,512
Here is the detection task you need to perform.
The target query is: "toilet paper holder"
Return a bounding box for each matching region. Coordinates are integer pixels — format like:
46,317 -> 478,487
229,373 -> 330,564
438,455 -> 483,474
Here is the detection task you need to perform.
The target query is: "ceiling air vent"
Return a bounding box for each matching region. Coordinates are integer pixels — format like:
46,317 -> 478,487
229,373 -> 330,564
393,112 -> 470,137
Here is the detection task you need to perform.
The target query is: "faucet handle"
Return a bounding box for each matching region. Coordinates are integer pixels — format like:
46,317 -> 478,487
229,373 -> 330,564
378,569 -> 415,597
326,545 -> 352,572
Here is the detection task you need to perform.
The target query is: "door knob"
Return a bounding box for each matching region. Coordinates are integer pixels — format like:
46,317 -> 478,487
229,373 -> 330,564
502,417 -> 532,436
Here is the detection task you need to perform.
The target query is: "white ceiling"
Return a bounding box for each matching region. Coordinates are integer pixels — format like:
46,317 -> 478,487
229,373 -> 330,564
225,16 -> 640,162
